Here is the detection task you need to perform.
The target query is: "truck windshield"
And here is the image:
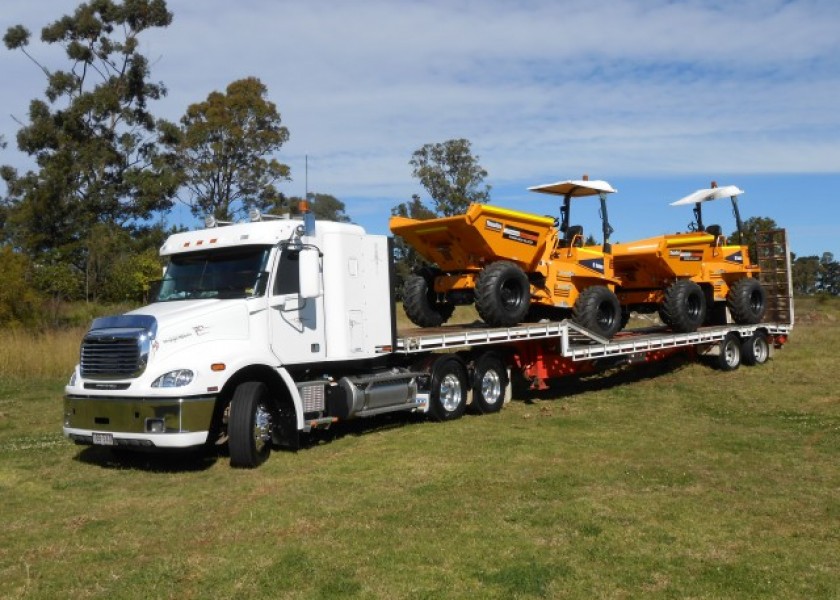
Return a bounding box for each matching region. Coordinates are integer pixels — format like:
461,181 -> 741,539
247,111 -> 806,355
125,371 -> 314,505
156,246 -> 271,301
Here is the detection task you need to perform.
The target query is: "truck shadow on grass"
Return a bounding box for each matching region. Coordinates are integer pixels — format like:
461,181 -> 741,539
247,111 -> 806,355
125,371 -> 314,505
512,353 -> 694,402
74,445 -> 220,472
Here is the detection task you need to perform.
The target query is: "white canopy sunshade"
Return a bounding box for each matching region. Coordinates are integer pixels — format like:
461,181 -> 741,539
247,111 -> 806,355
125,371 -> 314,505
528,179 -> 617,197
671,185 -> 744,206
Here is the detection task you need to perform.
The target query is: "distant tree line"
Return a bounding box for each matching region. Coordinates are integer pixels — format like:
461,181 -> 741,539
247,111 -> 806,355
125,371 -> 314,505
1,1 -> 835,328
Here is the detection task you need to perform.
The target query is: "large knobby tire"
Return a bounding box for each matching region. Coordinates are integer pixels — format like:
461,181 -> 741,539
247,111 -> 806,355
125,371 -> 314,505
475,261 -> 531,327
229,382 -> 273,468
470,353 -> 508,415
741,332 -> 770,366
728,278 -> 767,325
716,333 -> 742,371
428,357 -> 468,421
402,274 -> 455,327
660,280 -> 707,333
572,285 -> 622,338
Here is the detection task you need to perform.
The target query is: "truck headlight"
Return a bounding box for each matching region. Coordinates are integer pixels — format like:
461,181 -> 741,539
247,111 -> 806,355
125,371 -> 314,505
68,369 -> 78,387
151,369 -> 194,388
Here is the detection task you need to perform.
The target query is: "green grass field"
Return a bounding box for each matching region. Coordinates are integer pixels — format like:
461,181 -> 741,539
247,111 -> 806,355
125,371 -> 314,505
1,298 -> 838,599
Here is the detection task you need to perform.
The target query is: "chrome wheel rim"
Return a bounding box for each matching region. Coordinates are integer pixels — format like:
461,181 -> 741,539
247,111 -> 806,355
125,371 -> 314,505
481,369 -> 502,405
752,338 -> 768,363
253,403 -> 272,453
439,373 -> 463,412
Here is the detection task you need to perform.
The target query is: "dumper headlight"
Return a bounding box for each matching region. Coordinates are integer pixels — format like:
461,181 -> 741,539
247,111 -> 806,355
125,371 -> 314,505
151,369 -> 194,388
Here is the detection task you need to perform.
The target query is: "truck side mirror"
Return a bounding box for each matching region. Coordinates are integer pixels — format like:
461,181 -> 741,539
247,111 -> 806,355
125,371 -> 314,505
299,247 -> 322,299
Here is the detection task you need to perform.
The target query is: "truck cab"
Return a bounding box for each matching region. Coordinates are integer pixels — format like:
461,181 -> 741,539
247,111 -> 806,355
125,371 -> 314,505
64,214 -> 397,465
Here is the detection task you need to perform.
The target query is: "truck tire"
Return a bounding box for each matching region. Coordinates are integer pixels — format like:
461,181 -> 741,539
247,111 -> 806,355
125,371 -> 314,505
229,382 -> 273,468
572,285 -> 622,338
741,332 -> 769,366
403,273 -> 455,328
661,280 -> 706,333
428,357 -> 468,421
716,333 -> 742,371
728,278 -> 767,324
470,353 -> 507,414
475,261 -> 531,327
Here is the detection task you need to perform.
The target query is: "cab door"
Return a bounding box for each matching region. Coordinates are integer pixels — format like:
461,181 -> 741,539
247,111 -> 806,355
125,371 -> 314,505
268,248 -> 326,363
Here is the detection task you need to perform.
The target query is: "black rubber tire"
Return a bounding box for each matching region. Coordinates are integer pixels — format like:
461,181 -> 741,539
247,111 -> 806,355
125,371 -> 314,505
716,333 -> 742,371
572,285 -> 622,339
741,332 -> 770,366
229,382 -> 273,468
470,353 -> 507,414
402,273 -> 455,328
475,261 -> 531,327
660,280 -> 707,333
428,357 -> 468,421
728,278 -> 767,325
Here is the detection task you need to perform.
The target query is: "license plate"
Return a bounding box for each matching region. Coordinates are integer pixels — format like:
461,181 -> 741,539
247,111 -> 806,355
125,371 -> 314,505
92,432 -> 114,446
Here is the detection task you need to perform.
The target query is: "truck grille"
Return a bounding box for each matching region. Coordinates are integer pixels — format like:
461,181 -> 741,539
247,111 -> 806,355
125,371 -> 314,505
81,337 -> 142,378
79,315 -> 157,380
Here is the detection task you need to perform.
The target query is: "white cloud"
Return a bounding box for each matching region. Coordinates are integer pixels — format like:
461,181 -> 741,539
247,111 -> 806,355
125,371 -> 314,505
1,0 -> 838,255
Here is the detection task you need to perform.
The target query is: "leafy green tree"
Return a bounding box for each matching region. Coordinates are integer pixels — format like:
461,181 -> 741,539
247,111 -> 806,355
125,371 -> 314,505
162,77 -> 290,221
728,216 -> 778,263
792,255 -> 820,294
283,193 -> 351,223
0,245 -> 42,326
409,138 -> 490,216
3,0 -> 178,300
819,252 -> 839,295
390,194 -> 437,295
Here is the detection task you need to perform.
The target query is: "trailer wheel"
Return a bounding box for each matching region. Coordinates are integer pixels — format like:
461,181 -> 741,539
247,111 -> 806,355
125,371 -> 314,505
716,333 -> 742,371
728,278 -> 767,325
470,353 -> 507,414
428,357 -> 468,421
229,382 -> 273,468
475,261 -> 531,327
573,285 -> 622,338
403,273 -> 455,328
661,280 -> 706,333
741,332 -> 769,366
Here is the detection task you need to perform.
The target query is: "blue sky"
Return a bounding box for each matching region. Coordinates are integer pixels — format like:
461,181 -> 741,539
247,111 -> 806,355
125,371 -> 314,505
2,0 -> 839,258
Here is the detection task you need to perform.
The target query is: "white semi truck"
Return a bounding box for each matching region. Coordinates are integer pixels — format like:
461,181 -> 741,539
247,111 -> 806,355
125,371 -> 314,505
63,210 -> 793,468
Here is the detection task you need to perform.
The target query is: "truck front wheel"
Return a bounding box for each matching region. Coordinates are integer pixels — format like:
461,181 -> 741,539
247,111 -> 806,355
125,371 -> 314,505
229,382 -> 273,468
428,357 -> 468,421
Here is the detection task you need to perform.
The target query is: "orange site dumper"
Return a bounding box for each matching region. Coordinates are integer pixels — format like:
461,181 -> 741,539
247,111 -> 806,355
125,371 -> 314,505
390,177 -> 625,338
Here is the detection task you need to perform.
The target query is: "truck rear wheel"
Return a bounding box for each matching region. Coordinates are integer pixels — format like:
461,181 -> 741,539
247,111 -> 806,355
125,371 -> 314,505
428,357 -> 468,421
470,353 -> 507,414
728,278 -> 767,324
572,285 -> 622,338
716,333 -> 742,371
229,382 -> 273,468
741,332 -> 769,366
475,261 -> 531,327
403,273 -> 455,328
661,280 -> 706,333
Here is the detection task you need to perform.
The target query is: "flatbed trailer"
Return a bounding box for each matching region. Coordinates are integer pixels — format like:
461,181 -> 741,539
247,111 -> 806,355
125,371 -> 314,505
395,319 -> 792,392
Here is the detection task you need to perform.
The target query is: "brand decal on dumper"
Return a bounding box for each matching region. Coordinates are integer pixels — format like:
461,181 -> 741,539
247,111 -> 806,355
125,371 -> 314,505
724,250 -> 743,264
502,226 -> 539,246
579,258 -> 605,274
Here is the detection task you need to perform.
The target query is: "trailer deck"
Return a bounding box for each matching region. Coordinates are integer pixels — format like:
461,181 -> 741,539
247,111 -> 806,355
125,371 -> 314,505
397,320 -> 793,360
